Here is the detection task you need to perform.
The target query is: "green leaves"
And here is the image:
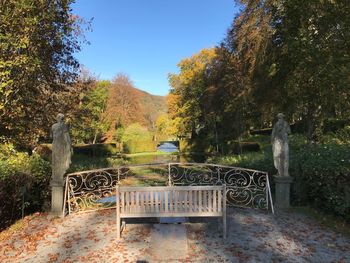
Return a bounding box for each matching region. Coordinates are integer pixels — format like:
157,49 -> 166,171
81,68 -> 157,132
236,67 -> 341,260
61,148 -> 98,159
70,80 -> 111,144
0,143 -> 51,229
168,48 -> 219,138
211,134 -> 350,220
121,123 -> 155,153
0,0 -> 88,147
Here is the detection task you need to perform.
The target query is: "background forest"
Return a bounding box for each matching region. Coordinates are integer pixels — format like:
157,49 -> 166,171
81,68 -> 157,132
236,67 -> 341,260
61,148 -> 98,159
168,0 -> 350,149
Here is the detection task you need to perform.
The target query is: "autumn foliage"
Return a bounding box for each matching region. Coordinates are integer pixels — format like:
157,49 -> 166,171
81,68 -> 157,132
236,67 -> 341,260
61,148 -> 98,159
104,73 -> 166,142
169,0 -> 350,152
0,0 -> 90,148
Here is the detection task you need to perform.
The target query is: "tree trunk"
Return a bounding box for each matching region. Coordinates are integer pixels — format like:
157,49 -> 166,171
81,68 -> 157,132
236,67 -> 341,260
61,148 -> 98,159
214,121 -> 219,153
305,113 -> 315,144
93,131 -> 98,144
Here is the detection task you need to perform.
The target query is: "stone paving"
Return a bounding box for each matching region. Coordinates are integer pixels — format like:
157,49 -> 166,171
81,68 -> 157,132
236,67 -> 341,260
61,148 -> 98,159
0,207 -> 349,262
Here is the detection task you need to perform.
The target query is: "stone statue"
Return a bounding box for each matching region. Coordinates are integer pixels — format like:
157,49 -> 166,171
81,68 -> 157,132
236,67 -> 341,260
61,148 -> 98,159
271,113 -> 291,177
50,113 -> 72,185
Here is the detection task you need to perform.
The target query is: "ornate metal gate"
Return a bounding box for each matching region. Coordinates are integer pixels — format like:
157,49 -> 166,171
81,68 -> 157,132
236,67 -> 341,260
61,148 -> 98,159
63,163 -> 274,215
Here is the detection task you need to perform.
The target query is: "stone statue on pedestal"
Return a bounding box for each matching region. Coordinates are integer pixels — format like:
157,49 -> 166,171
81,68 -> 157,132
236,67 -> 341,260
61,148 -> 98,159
50,113 -> 72,185
50,113 -> 72,216
271,113 -> 293,209
271,113 -> 291,177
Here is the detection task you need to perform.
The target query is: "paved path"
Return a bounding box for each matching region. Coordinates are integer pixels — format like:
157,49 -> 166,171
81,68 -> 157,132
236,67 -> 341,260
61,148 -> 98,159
147,224 -> 188,261
0,208 -> 349,262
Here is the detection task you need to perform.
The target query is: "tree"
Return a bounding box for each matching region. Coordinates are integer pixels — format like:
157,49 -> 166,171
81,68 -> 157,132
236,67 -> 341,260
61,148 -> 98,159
89,81 -> 110,144
266,0 -> 350,140
223,0 -> 350,141
155,113 -> 178,139
0,0 -> 89,148
71,80 -> 110,144
168,48 -> 218,139
104,73 -> 144,141
168,0 -> 350,148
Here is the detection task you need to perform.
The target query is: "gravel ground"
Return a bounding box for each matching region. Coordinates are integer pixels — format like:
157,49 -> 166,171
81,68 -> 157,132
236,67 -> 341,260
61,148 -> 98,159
0,207 -> 349,262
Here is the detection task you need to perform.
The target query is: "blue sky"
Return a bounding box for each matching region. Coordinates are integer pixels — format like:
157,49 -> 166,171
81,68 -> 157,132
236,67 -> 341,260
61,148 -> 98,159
72,0 -> 238,96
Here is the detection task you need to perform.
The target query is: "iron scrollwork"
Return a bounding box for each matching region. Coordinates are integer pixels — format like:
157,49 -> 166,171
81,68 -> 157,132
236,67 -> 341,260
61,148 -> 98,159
64,163 -> 272,215
65,168 -> 119,213
169,163 -> 269,210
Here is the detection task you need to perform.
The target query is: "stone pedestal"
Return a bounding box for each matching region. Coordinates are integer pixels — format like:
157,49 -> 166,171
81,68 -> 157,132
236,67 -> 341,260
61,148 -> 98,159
50,180 -> 64,216
274,176 -> 293,209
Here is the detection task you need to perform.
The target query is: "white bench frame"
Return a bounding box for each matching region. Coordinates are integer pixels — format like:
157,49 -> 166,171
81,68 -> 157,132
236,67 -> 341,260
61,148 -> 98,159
116,185 -> 227,239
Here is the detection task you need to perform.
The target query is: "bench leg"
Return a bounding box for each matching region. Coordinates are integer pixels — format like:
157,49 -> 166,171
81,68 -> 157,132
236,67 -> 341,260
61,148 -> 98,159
222,216 -> 227,239
117,214 -> 121,239
223,215 -> 227,240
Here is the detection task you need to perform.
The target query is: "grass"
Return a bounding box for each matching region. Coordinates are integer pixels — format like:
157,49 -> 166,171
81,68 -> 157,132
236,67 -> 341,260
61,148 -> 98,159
123,151 -> 177,157
69,151 -> 179,173
119,167 -> 168,186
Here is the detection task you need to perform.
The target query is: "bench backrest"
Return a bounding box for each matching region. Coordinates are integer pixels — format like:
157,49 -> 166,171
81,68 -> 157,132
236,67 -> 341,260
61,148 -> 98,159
116,185 -> 226,216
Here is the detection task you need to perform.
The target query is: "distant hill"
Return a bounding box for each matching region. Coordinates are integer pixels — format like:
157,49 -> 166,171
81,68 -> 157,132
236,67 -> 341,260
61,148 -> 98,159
104,76 -> 167,142
137,89 -> 167,127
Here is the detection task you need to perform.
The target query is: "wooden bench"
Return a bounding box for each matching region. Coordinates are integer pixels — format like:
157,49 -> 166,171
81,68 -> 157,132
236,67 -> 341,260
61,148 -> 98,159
116,185 -> 227,239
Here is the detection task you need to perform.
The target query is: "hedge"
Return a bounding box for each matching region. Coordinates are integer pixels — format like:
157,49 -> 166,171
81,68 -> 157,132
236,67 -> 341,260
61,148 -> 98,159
294,144 -> 350,220
123,140 -> 157,153
0,144 -> 51,230
73,143 -> 119,156
210,137 -> 350,222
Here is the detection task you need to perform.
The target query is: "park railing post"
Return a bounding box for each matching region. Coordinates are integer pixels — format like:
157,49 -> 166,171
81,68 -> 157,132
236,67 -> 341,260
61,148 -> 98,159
116,185 -> 121,239
168,163 -> 172,186
223,184 -> 227,240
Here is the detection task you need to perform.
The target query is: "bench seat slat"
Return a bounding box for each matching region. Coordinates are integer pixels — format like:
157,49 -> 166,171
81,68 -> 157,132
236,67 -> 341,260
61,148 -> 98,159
120,212 -> 223,218
119,185 -> 224,192
165,191 -> 168,212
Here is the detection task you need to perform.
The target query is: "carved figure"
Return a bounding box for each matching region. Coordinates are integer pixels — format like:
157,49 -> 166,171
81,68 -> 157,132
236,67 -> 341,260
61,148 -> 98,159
271,113 -> 291,177
51,113 -> 72,184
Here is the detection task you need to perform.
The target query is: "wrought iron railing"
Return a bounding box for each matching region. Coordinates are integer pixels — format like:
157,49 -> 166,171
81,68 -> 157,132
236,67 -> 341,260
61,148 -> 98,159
169,163 -> 272,211
63,163 -> 274,215
64,168 -> 119,214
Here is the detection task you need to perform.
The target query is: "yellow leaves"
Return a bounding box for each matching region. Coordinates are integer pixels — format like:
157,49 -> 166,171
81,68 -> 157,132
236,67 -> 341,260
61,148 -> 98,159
268,63 -> 277,77
174,48 -> 218,87
168,48 -> 218,125
155,113 -> 181,137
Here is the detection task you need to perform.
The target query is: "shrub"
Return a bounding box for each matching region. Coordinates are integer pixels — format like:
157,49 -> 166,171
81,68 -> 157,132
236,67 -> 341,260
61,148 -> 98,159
122,123 -> 152,142
295,144 -> 350,221
73,143 -> 118,156
122,123 -> 155,153
226,141 -> 261,154
123,140 -> 156,153
68,153 -> 127,172
323,119 -> 350,133
0,144 -> 51,230
250,127 -> 273,136
321,125 -> 350,144
210,136 -> 350,221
